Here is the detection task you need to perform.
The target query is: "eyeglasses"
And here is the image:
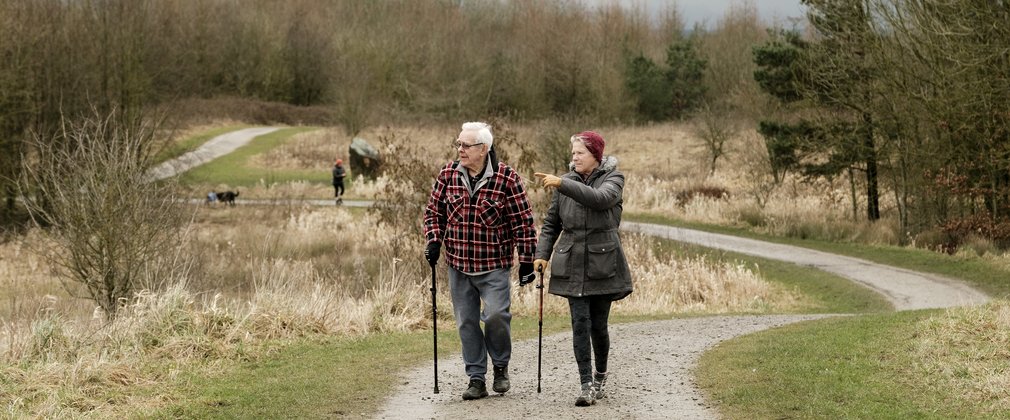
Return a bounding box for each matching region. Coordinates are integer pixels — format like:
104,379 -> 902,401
455,141 -> 484,150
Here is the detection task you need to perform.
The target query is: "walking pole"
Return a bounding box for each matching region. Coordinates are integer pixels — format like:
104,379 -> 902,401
430,261 -> 440,394
536,265 -> 545,393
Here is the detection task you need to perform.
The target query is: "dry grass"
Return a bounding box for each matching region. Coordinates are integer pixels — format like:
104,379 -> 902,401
249,128 -> 347,171
513,231 -> 805,317
250,125 -> 454,172
909,300 -> 1010,414
605,122 -> 910,245
0,207 -> 433,416
617,233 -> 803,314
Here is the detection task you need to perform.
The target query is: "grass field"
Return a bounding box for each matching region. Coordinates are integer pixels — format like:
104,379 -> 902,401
153,316 -> 574,418
698,305 -> 1010,419
179,126 -> 326,187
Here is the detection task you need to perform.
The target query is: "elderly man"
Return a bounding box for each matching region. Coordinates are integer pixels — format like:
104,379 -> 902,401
423,121 -> 537,400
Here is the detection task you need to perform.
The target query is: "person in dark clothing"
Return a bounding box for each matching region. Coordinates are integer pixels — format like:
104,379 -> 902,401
423,121 -> 538,401
332,159 -> 346,204
533,130 -> 633,407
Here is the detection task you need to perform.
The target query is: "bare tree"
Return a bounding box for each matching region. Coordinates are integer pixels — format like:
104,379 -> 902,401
19,108 -> 188,319
693,103 -> 739,176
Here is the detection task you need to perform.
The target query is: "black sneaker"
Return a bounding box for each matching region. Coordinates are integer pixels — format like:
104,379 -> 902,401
492,366 -> 510,393
575,382 -> 596,406
462,379 -> 488,400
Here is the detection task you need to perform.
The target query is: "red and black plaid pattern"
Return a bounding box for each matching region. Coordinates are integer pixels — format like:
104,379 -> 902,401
424,161 -> 536,273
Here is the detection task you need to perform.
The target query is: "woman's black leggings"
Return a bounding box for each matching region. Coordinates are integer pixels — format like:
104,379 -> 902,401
333,181 -> 344,197
568,295 -> 613,384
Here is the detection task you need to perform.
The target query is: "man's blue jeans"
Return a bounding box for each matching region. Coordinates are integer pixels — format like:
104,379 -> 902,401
448,266 -> 512,382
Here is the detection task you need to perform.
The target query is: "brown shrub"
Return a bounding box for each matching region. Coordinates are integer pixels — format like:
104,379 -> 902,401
675,185 -> 730,207
939,213 -> 1010,253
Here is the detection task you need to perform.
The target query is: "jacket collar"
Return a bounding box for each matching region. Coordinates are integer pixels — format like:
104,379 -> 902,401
455,145 -> 499,193
568,155 -> 618,177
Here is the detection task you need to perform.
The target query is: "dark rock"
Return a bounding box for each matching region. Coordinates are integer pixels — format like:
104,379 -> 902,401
349,137 -> 382,178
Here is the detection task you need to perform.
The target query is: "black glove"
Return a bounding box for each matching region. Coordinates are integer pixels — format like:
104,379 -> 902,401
518,262 -> 535,286
425,242 -> 441,267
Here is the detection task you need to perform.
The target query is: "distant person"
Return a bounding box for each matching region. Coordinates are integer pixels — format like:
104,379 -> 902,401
332,159 -> 346,204
423,121 -> 538,400
533,130 -> 632,407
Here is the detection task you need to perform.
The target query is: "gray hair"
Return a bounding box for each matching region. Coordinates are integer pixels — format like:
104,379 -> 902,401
461,121 -> 493,148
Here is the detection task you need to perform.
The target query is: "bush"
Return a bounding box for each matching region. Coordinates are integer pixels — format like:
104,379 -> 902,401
736,204 -> 767,227
940,213 -> 1010,252
20,108 -> 189,319
960,234 -> 999,257
913,228 -> 957,253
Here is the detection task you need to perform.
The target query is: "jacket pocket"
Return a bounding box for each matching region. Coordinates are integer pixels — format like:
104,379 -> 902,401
447,194 -> 464,223
587,242 -> 617,280
478,199 -> 501,227
551,244 -> 572,278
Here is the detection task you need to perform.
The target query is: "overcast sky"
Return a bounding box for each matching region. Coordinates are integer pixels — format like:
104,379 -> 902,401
582,0 -> 807,28
679,0 -> 804,26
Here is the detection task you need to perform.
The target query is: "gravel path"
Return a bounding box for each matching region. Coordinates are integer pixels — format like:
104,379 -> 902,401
622,222 -> 989,310
147,127 -> 280,181
376,314 -> 834,419
376,224 -> 989,419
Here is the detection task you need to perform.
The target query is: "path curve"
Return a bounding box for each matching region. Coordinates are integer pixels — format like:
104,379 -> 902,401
147,127 -> 281,181
377,223 -> 990,419
377,315 -> 833,419
623,222 -> 990,310
153,127 -> 374,207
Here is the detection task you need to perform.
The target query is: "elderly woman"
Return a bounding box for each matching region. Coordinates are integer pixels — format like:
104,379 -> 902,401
533,130 -> 633,407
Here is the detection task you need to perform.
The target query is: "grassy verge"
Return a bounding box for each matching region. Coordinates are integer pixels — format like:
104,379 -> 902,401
697,310 -> 1004,419
155,125 -> 250,163
628,213 -> 1010,299
179,126 -> 325,187
155,314 -> 629,418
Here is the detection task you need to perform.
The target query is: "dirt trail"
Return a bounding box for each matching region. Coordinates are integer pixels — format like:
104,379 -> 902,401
375,223 -> 989,419
147,127 -> 280,181
623,222 -> 989,310
377,315 -> 835,419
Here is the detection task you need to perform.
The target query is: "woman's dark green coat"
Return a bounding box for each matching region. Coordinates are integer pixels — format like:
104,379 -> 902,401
535,156 -> 633,300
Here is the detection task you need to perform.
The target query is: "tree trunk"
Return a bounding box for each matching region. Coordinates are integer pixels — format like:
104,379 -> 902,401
863,113 -> 880,221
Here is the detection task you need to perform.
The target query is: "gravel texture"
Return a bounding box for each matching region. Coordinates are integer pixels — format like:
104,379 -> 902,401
376,223 -> 990,419
376,314 -> 835,419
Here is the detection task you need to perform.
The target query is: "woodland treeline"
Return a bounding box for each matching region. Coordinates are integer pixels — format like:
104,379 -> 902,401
0,0 -> 757,221
755,1 -> 1010,248
2,0 -> 1010,249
